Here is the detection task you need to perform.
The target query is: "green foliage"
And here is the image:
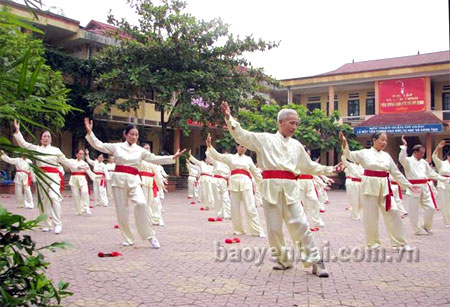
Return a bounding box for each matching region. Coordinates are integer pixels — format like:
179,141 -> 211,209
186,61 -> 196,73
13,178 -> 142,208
0,205 -> 72,306
226,103 -> 362,153
0,15 -> 76,136
88,0 -> 279,140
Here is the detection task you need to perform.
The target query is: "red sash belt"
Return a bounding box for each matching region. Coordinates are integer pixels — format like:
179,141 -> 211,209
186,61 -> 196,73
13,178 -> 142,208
16,170 -> 31,186
200,173 -> 212,177
262,170 -> 297,180
391,181 -> 403,199
71,172 -> 91,194
139,171 -> 155,177
214,174 -> 229,186
297,174 -> 313,180
39,166 -> 64,192
364,170 -> 392,211
351,177 -> 362,182
138,171 -> 158,197
231,169 -> 252,179
94,172 -> 106,187
346,176 -> 351,179
409,179 -> 438,209
115,165 -> 139,175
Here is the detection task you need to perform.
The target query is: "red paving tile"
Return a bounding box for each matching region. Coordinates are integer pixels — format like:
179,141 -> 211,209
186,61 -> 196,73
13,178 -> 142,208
1,190 -> 449,306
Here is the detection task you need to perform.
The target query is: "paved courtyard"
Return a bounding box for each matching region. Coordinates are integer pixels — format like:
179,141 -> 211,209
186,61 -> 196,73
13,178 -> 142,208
1,189 -> 450,307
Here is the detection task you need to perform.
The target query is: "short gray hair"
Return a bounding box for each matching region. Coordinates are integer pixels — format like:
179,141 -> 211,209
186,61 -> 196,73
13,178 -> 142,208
277,109 -> 298,123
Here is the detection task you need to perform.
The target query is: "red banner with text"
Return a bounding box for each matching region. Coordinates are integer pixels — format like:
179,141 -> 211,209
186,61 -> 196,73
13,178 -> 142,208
379,77 -> 426,114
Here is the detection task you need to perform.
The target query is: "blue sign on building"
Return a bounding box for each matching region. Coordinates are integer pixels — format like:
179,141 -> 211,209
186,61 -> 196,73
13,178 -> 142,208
354,124 -> 443,135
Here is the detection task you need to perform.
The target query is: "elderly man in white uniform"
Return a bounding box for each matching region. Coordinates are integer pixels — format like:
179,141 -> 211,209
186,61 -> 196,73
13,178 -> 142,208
340,131 -> 420,251
84,118 -> 184,248
399,136 -> 449,235
432,140 -> 450,227
13,120 -> 79,234
221,102 -> 343,277
206,148 -> 232,219
206,136 -> 265,237
1,151 -> 34,209
85,149 -> 109,207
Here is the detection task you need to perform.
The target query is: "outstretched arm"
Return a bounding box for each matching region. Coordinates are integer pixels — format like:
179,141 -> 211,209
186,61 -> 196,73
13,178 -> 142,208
0,152 -> 20,165
432,140 -> 445,171
84,149 -> 95,166
84,118 -> 115,155
221,101 -> 262,152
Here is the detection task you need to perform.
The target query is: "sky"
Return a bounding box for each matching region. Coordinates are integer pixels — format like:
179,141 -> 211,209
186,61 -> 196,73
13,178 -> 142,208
38,0 -> 449,80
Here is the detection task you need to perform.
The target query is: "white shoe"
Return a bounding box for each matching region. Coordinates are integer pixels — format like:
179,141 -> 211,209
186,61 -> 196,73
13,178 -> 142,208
148,237 -> 160,249
54,225 -> 62,234
317,221 -> 325,227
122,241 -> 134,246
42,227 -> 51,232
414,228 -> 428,235
445,225 -> 450,228
393,244 -> 413,252
159,220 -> 165,227
258,232 -> 266,238
424,228 -> 433,234
85,211 -> 93,216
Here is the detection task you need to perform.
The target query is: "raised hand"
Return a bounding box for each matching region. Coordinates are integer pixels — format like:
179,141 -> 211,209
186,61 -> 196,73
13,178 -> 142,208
84,118 -> 93,134
188,149 -> 192,157
13,119 -> 20,134
401,135 -> 407,146
333,162 -> 344,173
221,101 -> 231,120
206,133 -> 212,148
85,148 -> 89,156
437,140 -> 446,149
339,131 -> 347,149
173,148 -> 186,160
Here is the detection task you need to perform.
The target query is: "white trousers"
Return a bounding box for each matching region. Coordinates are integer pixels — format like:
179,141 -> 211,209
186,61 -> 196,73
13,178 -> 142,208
407,190 -> 435,233
263,192 -> 320,267
302,192 -> 323,227
187,176 -> 198,198
361,194 -> 408,248
142,184 -> 163,225
93,180 -> 108,207
37,179 -> 62,229
198,178 -> 214,208
106,179 -> 114,200
230,190 -> 264,236
15,182 -> 34,208
348,183 -> 361,219
213,178 -> 231,218
112,185 -> 155,245
70,181 -> 90,215
437,186 -> 450,226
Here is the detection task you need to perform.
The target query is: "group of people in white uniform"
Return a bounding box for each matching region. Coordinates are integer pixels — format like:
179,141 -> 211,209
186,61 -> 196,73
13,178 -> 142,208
2,104 -> 449,278
342,133 -> 450,243
2,119 -> 180,249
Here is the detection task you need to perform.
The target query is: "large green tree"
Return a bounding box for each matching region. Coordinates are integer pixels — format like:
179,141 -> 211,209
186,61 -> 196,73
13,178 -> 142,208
87,0 -> 278,153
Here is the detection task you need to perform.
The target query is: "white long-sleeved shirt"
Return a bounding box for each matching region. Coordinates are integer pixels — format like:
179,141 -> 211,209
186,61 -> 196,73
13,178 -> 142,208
342,156 -> 364,178
66,158 -> 97,187
139,160 -> 164,189
399,146 -> 447,182
432,151 -> 450,191
189,155 -> 214,178
206,146 -> 261,192
343,146 -> 411,197
187,163 -> 200,178
105,162 -> 116,180
85,155 -> 109,179
226,115 -> 334,204
85,131 -> 174,188
14,131 -> 74,186
1,154 -> 32,185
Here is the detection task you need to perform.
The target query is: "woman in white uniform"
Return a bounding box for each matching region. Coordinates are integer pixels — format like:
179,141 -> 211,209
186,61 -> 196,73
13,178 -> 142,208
188,151 -> 214,210
432,140 -> 450,228
340,131 -> 420,250
0,151 -> 34,209
13,120 -> 76,234
84,118 -> 184,248
206,135 -> 265,237
85,149 -> 109,207
105,156 -> 116,201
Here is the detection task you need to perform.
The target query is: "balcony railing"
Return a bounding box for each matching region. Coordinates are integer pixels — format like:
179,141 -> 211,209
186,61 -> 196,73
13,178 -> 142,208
432,110 -> 450,122
93,114 -> 161,127
339,115 -> 374,126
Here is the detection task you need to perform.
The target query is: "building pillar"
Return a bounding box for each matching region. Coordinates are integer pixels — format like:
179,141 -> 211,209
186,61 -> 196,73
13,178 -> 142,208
328,86 -> 335,165
425,76 -> 431,111
374,81 -> 380,114
287,87 -> 293,104
174,127 -> 181,176
426,133 -> 432,163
